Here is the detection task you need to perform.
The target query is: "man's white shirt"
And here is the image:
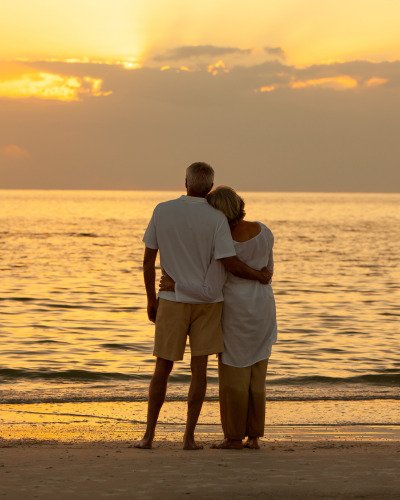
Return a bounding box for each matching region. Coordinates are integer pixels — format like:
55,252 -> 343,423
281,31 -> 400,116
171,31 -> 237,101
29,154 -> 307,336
143,195 -> 236,303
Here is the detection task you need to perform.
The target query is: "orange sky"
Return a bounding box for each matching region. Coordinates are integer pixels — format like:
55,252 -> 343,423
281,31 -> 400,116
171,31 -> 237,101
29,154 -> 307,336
1,1 -> 400,191
2,0 -> 400,65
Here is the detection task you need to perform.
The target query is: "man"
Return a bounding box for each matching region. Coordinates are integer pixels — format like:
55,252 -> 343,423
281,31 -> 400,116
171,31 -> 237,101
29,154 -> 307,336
135,162 -> 271,450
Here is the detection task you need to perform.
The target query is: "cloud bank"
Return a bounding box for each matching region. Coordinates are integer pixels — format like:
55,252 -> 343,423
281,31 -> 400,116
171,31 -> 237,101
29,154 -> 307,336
1,53 -> 400,192
153,45 -> 251,61
264,46 -> 286,59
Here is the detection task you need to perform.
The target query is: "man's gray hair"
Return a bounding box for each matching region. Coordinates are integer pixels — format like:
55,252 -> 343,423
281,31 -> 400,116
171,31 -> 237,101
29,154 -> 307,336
186,162 -> 214,196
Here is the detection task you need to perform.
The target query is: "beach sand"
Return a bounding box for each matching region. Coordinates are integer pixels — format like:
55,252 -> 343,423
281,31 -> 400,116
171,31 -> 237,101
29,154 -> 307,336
1,401 -> 399,498
1,442 -> 400,499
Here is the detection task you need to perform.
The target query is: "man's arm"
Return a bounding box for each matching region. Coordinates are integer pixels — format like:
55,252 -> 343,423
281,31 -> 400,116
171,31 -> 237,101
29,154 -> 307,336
220,256 -> 272,284
143,247 -> 158,322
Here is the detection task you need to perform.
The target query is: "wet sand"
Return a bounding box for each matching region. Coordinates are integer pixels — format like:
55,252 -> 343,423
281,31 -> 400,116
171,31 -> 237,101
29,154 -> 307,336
1,399 -> 399,443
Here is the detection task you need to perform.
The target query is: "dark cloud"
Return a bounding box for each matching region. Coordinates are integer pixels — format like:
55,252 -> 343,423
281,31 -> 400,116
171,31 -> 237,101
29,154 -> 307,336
153,45 -> 251,61
1,58 -> 400,191
264,46 -> 286,59
25,58 -> 400,89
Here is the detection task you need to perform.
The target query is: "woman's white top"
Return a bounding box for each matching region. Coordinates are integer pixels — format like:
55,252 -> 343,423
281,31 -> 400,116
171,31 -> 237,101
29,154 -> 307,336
175,222 -> 277,367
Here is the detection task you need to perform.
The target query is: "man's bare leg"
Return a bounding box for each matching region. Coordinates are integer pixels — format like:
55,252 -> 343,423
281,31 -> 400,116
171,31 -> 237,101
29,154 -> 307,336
135,357 -> 173,449
183,355 -> 208,450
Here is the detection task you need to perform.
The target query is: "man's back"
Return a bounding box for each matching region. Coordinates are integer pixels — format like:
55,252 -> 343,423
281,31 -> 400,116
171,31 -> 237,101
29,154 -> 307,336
143,195 -> 235,303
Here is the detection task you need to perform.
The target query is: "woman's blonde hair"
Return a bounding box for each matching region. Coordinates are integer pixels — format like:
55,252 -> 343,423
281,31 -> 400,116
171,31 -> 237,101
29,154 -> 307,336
207,186 -> 245,226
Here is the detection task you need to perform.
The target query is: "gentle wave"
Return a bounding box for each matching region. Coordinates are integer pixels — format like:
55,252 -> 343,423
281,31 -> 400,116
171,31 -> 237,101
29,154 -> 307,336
0,297 -> 141,312
0,231 -> 100,238
26,339 -> 68,345
0,394 -> 399,405
1,368 -> 400,385
275,374 -> 400,385
67,232 -> 99,237
0,369 -> 144,381
100,343 -> 137,351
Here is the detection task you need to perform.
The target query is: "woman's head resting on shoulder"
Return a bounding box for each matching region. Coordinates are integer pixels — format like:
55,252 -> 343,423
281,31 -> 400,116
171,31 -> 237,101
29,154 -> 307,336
207,186 -> 246,227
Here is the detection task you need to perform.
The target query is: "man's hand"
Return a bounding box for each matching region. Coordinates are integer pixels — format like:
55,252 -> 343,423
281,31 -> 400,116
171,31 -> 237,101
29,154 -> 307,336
159,273 -> 175,292
147,298 -> 158,323
259,267 -> 273,284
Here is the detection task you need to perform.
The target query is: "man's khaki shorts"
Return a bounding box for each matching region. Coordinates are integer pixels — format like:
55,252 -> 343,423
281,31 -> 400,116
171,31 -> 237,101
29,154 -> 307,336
154,299 -> 224,361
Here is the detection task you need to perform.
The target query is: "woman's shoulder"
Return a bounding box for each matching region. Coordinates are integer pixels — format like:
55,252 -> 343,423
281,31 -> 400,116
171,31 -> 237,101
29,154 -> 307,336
257,222 -> 274,240
232,220 -> 260,242
246,220 -> 262,233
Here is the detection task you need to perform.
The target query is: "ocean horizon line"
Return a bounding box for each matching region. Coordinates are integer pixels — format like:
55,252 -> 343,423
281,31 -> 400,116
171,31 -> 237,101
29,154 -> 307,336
1,188 -> 399,195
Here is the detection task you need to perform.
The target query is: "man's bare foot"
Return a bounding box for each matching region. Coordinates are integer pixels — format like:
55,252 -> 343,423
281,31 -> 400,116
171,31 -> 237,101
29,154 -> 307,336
244,437 -> 260,449
134,435 -> 153,449
183,434 -> 203,450
211,438 -> 243,450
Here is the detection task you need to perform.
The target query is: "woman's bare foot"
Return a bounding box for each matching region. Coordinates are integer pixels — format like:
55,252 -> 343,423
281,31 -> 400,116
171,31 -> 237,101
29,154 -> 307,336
183,434 -> 203,450
244,437 -> 260,449
211,438 -> 243,450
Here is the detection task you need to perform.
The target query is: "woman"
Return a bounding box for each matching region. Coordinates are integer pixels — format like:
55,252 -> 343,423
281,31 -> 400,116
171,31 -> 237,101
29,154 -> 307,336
161,186 -> 277,449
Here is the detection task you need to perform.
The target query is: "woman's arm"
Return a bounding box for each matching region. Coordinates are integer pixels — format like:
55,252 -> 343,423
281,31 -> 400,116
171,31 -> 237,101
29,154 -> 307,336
159,259 -> 227,302
160,257 -> 273,302
220,256 -> 272,283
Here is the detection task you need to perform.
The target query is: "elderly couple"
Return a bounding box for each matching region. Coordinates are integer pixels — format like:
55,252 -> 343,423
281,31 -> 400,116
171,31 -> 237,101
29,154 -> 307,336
135,162 -> 277,450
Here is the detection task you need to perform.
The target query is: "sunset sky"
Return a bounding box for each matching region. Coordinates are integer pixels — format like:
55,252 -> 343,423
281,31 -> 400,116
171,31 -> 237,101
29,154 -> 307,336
1,0 -> 400,191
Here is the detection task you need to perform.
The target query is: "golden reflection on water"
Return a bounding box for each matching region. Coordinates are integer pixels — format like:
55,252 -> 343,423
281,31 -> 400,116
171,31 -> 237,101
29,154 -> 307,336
0,190 -> 399,405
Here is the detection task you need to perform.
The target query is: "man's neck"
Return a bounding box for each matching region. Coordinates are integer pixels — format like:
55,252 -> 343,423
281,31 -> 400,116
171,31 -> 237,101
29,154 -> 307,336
186,190 -> 205,198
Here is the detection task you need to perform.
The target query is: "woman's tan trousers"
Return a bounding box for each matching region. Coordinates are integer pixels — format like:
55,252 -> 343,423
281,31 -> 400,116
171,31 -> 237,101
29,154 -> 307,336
218,358 -> 268,440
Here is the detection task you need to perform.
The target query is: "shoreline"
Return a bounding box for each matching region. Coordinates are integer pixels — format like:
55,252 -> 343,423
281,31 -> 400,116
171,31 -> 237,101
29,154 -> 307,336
1,399 -> 399,445
1,425 -> 399,449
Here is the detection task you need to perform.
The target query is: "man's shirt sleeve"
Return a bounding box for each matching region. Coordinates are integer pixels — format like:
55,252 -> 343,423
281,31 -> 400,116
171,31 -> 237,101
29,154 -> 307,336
213,217 -> 236,260
143,210 -> 158,249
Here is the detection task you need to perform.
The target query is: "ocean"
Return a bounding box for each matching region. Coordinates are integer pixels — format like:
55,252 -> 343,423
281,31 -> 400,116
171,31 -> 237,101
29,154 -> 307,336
1,190 -> 399,424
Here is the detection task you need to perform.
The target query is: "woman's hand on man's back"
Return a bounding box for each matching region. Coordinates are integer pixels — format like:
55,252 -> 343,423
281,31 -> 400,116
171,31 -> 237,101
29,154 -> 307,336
260,267 -> 273,284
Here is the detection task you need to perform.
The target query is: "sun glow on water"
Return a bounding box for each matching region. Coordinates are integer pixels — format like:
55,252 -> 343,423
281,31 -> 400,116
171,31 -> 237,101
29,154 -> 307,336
0,190 -> 399,406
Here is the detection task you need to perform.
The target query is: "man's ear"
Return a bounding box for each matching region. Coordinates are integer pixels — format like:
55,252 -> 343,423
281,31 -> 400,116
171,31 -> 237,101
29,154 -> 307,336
185,178 -> 188,189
